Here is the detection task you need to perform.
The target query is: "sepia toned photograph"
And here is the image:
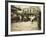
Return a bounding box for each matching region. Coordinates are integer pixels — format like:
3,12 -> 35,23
7,2 -> 45,35
11,5 -> 41,31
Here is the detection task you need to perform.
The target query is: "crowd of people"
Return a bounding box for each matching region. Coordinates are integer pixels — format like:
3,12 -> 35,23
11,5 -> 41,23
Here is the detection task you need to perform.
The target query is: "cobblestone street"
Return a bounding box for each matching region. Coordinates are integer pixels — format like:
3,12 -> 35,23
11,21 -> 39,31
